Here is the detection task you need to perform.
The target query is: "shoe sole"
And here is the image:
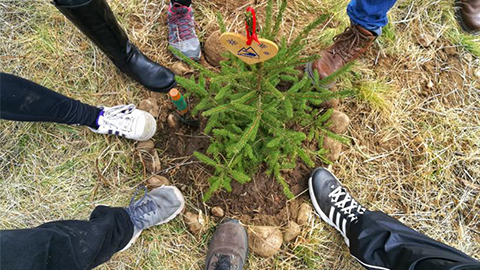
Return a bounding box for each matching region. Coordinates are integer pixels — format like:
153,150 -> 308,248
305,62 -> 336,89
120,186 -> 185,252
455,1 -> 480,36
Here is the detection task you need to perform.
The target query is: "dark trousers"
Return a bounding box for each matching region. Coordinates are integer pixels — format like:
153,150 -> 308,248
0,73 -> 101,129
0,206 -> 133,270
1,209 -> 479,269
171,0 -> 192,7
350,211 -> 480,270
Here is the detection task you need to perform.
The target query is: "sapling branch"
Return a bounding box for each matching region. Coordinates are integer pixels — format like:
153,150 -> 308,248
172,1 -> 352,200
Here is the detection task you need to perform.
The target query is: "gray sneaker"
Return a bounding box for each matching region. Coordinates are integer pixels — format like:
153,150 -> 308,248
167,3 -> 201,61
121,186 -> 185,251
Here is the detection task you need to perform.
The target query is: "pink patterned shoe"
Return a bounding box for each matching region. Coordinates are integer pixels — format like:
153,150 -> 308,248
167,3 -> 201,60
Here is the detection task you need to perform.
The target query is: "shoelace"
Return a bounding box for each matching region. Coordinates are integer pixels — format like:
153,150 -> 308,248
329,26 -> 371,62
126,186 -> 157,229
328,185 -> 365,223
101,104 -> 136,134
169,4 -> 195,41
212,254 -> 238,270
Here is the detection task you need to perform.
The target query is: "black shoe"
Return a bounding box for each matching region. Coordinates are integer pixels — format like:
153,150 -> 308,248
205,219 -> 248,270
308,168 -> 366,246
54,0 -> 176,93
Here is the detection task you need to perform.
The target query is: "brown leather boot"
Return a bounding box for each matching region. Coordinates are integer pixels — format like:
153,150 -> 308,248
457,0 -> 480,35
205,219 -> 248,270
306,25 -> 376,88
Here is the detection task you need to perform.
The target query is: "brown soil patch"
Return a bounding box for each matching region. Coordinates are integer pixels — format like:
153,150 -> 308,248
208,162 -> 311,226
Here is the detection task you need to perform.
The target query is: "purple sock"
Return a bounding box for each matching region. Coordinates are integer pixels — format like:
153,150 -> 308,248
93,110 -> 104,129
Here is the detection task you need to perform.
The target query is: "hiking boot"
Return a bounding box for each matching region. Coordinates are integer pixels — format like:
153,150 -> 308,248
306,25 -> 376,88
121,186 -> 185,251
205,219 -> 248,270
308,168 -> 366,246
89,104 -> 156,141
457,0 -> 480,35
168,2 -> 201,61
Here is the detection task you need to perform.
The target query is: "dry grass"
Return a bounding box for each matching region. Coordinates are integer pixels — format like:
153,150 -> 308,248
1,0 -> 479,269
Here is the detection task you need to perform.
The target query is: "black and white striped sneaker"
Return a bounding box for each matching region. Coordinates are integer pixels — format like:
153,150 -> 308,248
308,168 -> 366,246
90,104 -> 156,141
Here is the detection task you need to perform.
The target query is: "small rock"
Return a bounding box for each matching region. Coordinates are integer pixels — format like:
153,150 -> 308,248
184,211 -> 204,234
167,114 -> 179,129
145,175 -> 170,188
321,99 -> 340,109
138,98 -> 160,118
136,140 -> 155,151
323,136 -> 342,162
318,85 -> 340,109
417,33 -> 435,47
211,206 -> 224,217
171,62 -> 193,76
296,203 -> 313,226
283,221 -> 301,243
328,110 -> 350,134
204,30 -> 228,66
248,226 -> 283,257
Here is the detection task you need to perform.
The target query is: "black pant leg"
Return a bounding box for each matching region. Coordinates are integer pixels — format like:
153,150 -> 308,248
0,206 -> 134,270
0,73 -> 101,128
348,211 -> 480,270
171,0 -> 192,7
55,0 -> 89,5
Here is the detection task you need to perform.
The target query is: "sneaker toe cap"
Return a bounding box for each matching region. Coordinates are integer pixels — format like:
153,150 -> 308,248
311,168 -> 336,186
149,186 -> 185,222
143,112 -> 157,139
206,219 -> 248,269
172,39 -> 201,60
184,49 -> 201,61
135,112 -> 157,141
309,168 -> 338,202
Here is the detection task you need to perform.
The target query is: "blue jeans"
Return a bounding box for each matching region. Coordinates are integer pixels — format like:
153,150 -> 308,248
347,0 -> 397,35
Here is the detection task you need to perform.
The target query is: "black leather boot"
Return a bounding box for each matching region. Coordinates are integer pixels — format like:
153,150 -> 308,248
54,0 -> 176,93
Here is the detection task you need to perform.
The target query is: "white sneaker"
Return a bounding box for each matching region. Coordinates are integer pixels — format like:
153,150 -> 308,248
90,104 -> 157,141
